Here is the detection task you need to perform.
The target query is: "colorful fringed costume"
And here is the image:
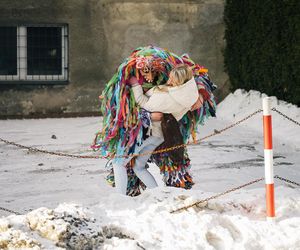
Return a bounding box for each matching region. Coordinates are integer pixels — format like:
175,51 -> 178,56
92,46 -> 217,196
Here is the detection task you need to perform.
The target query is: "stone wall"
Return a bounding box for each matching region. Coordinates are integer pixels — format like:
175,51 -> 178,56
0,0 -> 229,117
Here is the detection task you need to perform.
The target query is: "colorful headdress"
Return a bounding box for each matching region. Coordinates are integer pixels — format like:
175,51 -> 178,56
136,56 -> 166,73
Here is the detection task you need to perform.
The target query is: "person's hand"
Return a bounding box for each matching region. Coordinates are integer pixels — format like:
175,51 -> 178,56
151,112 -> 163,121
190,94 -> 204,111
128,76 -> 139,87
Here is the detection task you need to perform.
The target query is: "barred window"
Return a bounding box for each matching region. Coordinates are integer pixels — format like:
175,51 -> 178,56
0,25 -> 68,83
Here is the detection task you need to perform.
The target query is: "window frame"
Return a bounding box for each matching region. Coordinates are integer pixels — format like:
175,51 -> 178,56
0,24 -> 69,85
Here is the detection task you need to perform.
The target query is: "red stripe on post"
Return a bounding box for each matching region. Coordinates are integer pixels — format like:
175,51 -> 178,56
263,115 -> 273,149
266,184 -> 275,217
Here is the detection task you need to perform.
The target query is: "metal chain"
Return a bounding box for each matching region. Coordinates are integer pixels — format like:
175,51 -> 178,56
0,138 -> 101,159
0,109 -> 297,217
0,109 -> 263,160
0,206 -> 21,215
275,175 -> 300,187
194,109 -> 263,143
272,108 -> 300,127
171,175 -> 300,214
1,108 -> 298,160
170,177 -> 265,213
1,175 -> 297,216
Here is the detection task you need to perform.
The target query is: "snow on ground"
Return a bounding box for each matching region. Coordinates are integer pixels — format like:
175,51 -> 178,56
0,89 -> 299,249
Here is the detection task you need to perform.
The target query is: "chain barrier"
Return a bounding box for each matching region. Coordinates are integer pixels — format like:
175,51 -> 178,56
0,109 -> 263,216
275,175 -> 300,187
0,138 -> 102,159
1,108 -> 298,160
1,175 -> 297,216
171,174 -> 300,214
0,109 -> 298,217
194,109 -> 262,142
271,108 -> 300,127
170,177 -> 265,213
0,206 -> 21,215
0,109 -> 263,160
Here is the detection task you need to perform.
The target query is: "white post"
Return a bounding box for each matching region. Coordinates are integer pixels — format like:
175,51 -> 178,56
262,97 -> 275,220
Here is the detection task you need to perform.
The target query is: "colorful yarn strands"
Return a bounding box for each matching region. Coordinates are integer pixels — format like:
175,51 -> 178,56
92,46 -> 217,195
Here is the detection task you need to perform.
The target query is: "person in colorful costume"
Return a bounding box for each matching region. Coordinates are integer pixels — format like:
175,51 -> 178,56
92,46 -> 217,196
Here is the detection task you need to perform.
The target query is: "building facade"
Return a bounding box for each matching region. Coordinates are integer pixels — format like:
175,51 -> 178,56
0,0 -> 228,117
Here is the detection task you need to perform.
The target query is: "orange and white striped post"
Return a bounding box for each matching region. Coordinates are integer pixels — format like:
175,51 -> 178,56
262,97 -> 275,220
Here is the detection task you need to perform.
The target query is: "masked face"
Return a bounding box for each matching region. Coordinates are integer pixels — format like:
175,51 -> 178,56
140,67 -> 156,83
136,56 -> 164,84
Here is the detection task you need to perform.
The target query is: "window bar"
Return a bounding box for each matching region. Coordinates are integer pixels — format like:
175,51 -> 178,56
17,25 -> 20,80
6,27 -> 8,80
64,26 -> 68,80
61,26 -> 64,80
38,27 -> 41,81
19,26 -> 27,80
